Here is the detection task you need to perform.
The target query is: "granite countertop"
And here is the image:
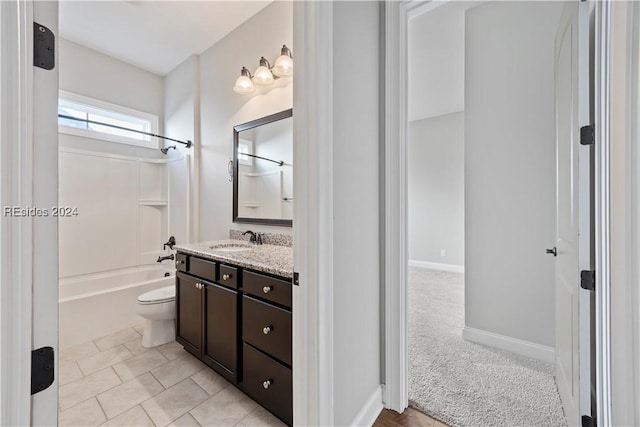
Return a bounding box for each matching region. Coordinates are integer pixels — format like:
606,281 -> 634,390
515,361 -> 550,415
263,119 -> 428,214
174,239 -> 293,279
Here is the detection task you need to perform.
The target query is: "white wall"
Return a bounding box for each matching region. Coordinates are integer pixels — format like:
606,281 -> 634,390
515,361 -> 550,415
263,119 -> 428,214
198,1 -> 293,240
464,2 -> 562,348
408,3 -> 465,122
408,112 -> 465,267
332,2 -> 381,424
164,55 -> 199,244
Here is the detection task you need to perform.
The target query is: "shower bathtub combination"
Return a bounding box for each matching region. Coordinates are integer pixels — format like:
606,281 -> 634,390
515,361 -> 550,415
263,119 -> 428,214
59,265 -> 174,349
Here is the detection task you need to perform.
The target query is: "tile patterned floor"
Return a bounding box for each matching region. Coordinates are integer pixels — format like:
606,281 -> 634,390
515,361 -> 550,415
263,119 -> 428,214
58,326 -> 286,427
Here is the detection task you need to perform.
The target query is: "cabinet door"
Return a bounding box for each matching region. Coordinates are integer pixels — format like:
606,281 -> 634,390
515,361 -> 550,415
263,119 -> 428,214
204,282 -> 239,382
176,272 -> 203,355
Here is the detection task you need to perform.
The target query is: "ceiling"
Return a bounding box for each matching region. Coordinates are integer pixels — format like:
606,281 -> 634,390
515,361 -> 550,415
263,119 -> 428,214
59,1 -> 273,76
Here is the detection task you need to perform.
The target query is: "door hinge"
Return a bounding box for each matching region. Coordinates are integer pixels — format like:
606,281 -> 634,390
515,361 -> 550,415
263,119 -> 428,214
582,415 -> 597,427
33,23 -> 55,70
580,124 -> 595,145
31,346 -> 54,395
293,271 -> 299,286
580,270 -> 596,291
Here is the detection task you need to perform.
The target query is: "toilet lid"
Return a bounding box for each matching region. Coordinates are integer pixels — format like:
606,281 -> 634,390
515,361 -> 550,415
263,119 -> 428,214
137,285 -> 175,304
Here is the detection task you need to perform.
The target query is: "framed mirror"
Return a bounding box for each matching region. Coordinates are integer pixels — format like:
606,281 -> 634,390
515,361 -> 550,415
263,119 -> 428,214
233,108 -> 293,226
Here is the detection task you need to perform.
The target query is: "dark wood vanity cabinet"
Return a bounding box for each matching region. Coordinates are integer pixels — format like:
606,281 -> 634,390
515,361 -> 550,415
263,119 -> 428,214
175,252 -> 293,426
175,258 -> 240,383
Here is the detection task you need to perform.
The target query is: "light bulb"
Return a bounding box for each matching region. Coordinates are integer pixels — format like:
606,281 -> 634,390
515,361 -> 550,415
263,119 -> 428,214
272,45 -> 293,77
253,57 -> 274,85
233,67 -> 255,94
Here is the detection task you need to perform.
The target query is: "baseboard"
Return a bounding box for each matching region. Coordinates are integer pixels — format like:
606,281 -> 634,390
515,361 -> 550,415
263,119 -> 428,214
350,385 -> 383,427
462,326 -> 555,364
408,259 -> 465,273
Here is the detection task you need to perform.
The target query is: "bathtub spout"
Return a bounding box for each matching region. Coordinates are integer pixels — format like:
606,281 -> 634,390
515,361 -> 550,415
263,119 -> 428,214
157,254 -> 175,263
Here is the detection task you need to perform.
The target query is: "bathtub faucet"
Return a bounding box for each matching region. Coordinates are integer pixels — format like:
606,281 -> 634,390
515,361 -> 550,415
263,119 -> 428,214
157,254 -> 175,263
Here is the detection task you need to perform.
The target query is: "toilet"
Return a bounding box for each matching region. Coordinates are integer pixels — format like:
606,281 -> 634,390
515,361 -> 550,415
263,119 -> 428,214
135,285 -> 176,348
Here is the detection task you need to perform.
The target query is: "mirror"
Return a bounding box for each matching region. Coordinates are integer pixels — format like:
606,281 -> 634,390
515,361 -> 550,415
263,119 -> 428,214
233,109 -> 293,226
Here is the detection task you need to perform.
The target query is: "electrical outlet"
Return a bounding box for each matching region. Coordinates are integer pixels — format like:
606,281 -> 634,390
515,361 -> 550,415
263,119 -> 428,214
440,249 -> 447,257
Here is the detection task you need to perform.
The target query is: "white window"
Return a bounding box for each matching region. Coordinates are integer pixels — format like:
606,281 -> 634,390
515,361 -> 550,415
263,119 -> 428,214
58,91 -> 160,149
238,138 -> 254,166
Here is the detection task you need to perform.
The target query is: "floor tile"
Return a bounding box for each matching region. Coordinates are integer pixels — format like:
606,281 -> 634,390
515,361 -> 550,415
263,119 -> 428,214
112,349 -> 169,382
151,353 -> 206,388
94,328 -> 141,351
77,345 -> 133,376
60,341 -> 100,364
168,413 -> 201,427
100,405 -> 154,426
59,397 -> 107,427
156,340 -> 187,361
238,406 -> 286,427
97,372 -> 164,419
124,338 -> 151,356
190,368 -> 230,396
190,386 -> 258,426
59,361 -> 83,386
59,368 -> 121,411
134,323 -> 145,336
142,378 -> 209,426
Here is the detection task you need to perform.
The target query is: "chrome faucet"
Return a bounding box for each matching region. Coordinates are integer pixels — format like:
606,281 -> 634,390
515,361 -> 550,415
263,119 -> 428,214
157,254 -> 175,263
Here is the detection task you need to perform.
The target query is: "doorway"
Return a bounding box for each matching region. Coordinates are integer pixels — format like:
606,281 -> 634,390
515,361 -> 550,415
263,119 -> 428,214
391,1 -> 596,426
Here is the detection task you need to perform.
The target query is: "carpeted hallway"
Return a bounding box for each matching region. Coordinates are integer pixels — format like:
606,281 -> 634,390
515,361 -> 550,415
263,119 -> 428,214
408,267 -> 567,427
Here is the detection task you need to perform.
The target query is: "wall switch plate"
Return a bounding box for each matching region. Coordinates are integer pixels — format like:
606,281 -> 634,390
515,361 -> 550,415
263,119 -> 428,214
440,249 -> 447,257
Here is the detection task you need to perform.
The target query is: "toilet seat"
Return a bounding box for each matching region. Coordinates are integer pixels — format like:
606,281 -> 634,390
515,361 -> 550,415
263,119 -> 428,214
137,285 -> 175,305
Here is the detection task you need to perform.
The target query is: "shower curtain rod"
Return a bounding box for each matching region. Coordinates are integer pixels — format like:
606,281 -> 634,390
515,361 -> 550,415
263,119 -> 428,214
244,153 -> 284,166
58,114 -> 192,148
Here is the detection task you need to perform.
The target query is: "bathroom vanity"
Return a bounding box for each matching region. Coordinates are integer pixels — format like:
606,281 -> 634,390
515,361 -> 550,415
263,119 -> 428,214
173,240 -> 293,426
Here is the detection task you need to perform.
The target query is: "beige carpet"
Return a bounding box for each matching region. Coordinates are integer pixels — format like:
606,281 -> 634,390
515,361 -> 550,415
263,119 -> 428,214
408,267 -> 567,427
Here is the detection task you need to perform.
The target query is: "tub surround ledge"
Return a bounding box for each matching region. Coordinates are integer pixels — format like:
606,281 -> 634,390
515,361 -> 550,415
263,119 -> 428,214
174,240 -> 293,279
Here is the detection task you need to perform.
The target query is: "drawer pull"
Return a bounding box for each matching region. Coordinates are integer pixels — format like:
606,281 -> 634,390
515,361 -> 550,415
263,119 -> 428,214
222,274 -> 232,280
262,286 -> 273,294
263,379 -> 272,389
195,282 -> 203,290
176,260 -> 184,265
263,326 -> 273,335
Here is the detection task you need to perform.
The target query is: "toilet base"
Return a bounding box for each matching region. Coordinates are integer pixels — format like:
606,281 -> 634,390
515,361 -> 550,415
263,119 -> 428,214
141,318 -> 175,348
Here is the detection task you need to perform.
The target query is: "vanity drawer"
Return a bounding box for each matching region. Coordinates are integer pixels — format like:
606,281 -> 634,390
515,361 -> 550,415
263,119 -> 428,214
218,264 -> 239,289
243,271 -> 291,309
188,257 -> 217,282
242,343 -> 292,426
243,296 -> 291,366
175,253 -> 188,272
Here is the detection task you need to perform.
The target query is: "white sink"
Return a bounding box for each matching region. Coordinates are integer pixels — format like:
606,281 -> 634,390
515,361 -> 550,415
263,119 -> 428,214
209,242 -> 253,253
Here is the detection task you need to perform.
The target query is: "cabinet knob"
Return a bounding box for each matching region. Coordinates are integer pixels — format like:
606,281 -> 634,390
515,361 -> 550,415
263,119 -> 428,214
262,286 -> 272,294
222,274 -> 231,280
263,326 -> 273,335
263,379 -> 272,389
176,260 -> 184,265
195,282 -> 203,290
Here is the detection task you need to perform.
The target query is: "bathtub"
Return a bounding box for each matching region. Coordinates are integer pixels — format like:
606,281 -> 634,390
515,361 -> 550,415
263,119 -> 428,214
59,265 -> 175,349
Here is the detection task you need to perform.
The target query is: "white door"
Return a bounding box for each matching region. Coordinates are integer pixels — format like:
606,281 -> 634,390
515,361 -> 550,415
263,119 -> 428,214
554,1 -> 591,425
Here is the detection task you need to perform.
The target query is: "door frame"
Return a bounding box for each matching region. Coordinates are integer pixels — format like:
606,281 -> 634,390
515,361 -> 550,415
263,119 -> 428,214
383,0 -> 613,423
0,0 -> 36,424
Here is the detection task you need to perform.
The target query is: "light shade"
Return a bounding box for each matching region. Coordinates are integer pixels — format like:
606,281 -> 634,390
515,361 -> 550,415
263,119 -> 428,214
272,45 -> 293,77
233,67 -> 255,94
253,57 -> 274,85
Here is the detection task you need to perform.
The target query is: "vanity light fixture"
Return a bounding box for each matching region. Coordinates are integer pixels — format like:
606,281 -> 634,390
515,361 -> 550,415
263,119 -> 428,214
233,45 -> 293,94
272,45 -> 293,77
233,67 -> 255,94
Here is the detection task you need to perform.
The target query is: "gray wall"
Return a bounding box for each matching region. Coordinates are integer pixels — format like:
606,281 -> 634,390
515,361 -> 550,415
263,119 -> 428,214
198,1 -> 293,240
464,1 -> 562,347
408,113 -> 465,266
332,2 -> 381,424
